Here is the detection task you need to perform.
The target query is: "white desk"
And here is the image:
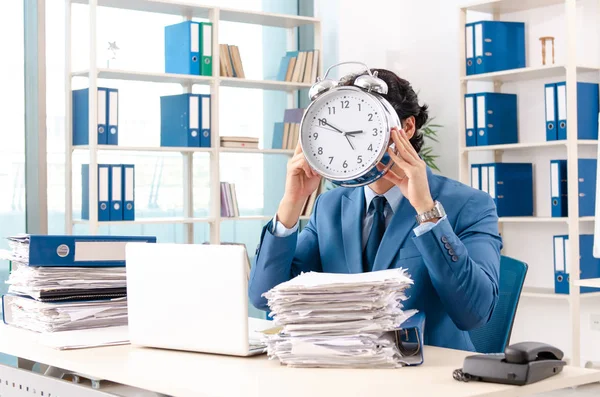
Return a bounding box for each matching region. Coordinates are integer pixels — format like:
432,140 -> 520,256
1,325 -> 599,397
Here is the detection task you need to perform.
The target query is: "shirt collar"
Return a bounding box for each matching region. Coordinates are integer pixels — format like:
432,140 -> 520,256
363,185 -> 403,214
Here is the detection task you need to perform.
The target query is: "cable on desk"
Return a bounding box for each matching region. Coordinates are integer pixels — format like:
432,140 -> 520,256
453,368 -> 472,382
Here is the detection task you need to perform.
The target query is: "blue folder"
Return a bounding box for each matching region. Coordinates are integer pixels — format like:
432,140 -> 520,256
82,164 -> 111,222
554,234 -> 600,294
160,93 -> 201,147
16,234 -> 156,267
107,88 -> 119,146
550,159 -> 597,217
109,164 -> 123,221
199,94 -> 211,148
272,122 -> 285,149
465,23 -> 475,76
394,312 -> 426,366
164,21 -> 201,75
550,160 -> 568,217
475,93 -> 518,146
482,162 -> 533,217
464,93 -> 477,147
473,21 -> 525,75
545,83 -> 558,141
555,82 -> 599,140
122,164 -> 135,221
72,87 -> 109,146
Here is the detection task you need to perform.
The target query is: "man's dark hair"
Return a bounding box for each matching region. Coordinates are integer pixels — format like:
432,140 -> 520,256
340,68 -> 429,153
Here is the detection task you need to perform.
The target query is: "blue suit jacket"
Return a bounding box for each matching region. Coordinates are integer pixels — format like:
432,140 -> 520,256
249,168 -> 502,351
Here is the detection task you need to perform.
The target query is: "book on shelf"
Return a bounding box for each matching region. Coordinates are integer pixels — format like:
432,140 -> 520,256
271,108 -> 305,150
220,136 -> 259,149
219,44 -> 245,78
220,182 -> 240,217
276,50 -> 319,83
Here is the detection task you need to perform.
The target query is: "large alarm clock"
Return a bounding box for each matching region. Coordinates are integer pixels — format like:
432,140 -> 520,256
300,62 -> 401,187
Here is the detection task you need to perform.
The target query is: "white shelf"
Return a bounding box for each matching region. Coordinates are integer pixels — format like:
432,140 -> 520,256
73,217 -> 214,225
574,279 -> 600,289
521,287 -> 600,300
219,147 -> 294,155
461,65 -> 600,83
72,68 -> 214,85
498,217 -> 595,223
221,215 -> 310,221
463,0 -> 566,14
72,0 -> 319,28
73,145 -> 214,153
219,77 -> 312,91
462,140 -> 598,152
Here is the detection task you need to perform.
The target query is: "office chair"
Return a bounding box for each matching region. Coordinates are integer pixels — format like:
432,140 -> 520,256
468,255 -> 528,354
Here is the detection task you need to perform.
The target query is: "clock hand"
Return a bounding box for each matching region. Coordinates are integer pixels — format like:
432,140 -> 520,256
319,119 -> 346,135
345,130 -> 364,136
345,135 -> 355,150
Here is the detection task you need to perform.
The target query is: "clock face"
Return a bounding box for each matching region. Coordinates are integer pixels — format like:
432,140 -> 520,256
301,87 -> 389,180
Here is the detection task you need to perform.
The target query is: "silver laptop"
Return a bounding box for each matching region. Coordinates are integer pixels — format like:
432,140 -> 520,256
125,242 -> 270,356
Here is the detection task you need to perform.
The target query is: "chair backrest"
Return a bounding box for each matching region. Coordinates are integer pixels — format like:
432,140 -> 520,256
468,255 -> 528,354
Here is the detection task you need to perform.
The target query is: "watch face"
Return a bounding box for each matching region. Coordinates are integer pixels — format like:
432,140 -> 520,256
300,87 -> 389,181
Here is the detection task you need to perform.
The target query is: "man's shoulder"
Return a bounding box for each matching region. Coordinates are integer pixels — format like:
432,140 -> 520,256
314,185 -> 357,208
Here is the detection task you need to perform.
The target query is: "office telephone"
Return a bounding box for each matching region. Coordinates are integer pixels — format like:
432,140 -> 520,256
453,342 -> 566,385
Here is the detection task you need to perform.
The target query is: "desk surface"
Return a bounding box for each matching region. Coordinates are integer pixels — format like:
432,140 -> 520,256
1,325 -> 599,397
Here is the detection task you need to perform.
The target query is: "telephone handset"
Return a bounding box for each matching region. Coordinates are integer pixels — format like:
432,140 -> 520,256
453,342 -> 566,385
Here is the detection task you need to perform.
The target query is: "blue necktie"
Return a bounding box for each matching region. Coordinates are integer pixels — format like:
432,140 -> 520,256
363,195 -> 387,272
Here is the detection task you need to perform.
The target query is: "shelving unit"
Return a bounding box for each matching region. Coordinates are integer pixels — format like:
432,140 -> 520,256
65,0 -> 322,244
458,0 -> 600,366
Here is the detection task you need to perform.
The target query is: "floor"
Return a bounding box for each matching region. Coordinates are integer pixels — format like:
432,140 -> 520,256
535,383 -> 600,396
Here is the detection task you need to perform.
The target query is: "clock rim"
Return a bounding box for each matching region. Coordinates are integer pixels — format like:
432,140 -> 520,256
299,86 -> 395,182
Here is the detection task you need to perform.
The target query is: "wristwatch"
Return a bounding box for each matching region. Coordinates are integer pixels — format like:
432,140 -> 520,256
416,200 -> 446,224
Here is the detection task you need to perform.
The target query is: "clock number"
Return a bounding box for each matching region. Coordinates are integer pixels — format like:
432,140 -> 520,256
318,147 -> 323,155
340,100 -> 349,109
368,113 -> 373,121
328,156 -> 334,164
372,128 -> 378,136
328,107 -> 336,115
318,118 -> 327,126
368,144 -> 373,151
357,155 -> 363,164
343,160 -> 348,169
313,132 -> 319,140
358,103 -> 362,111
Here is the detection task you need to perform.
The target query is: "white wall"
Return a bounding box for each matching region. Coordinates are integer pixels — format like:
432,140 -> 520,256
316,0 -> 600,363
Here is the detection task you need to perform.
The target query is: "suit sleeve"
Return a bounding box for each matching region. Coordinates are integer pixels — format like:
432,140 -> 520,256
248,197 -> 323,311
412,192 -> 502,331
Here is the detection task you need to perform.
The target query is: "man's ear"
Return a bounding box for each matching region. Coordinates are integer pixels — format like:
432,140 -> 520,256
402,116 -> 416,139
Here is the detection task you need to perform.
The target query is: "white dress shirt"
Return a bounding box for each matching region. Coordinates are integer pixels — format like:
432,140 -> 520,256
272,186 -> 444,242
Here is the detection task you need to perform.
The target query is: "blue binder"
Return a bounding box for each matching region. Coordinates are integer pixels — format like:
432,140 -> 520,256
475,92 -> 518,146
483,162 -> 533,217
555,82 -> 599,140
470,164 -> 481,190
464,94 -> 477,147
107,88 -> 119,146
550,159 -> 597,217
122,164 -> 135,221
109,164 -> 123,221
473,21 -> 525,75
545,83 -> 557,141
72,87 -> 109,146
272,122 -> 284,149
165,21 -> 200,75
160,93 -> 201,147
200,94 -> 211,148
550,160 -> 568,217
81,164 -> 110,222
554,234 -> 600,294
465,23 -> 475,75
19,234 -> 156,267
394,312 -> 426,366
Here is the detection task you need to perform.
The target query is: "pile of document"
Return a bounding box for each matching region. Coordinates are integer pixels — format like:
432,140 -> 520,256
262,268 -> 418,368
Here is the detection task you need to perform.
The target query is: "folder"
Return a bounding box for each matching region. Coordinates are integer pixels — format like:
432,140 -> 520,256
465,23 -> 475,76
109,164 -> 123,221
82,164 -> 110,222
554,234 -> 600,294
199,22 -> 213,76
465,94 -> 477,146
107,88 -> 119,145
393,312 -> 426,366
545,83 -> 557,141
555,81 -> 599,140
473,21 -> 525,75
550,160 -> 568,217
550,159 -> 597,217
11,234 -> 156,267
485,162 -> 533,217
475,92 -> 518,146
160,93 -> 201,147
470,164 -> 481,190
164,21 -> 201,75
481,165 -> 489,194
72,87 -> 109,146
122,164 -> 135,221
200,94 -> 211,148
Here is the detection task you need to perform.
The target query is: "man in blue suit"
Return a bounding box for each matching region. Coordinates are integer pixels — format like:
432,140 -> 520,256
249,69 -> 502,352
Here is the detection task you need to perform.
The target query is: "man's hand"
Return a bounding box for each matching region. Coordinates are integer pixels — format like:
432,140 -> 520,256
277,143 -> 322,228
382,127 -> 435,215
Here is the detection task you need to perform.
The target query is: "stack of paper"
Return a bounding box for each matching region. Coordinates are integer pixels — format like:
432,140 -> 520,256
262,268 -> 417,368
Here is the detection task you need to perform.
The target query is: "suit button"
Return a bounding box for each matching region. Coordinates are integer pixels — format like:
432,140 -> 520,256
444,243 -> 451,249
452,255 -> 459,262
449,249 -> 456,256
441,236 -> 448,244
